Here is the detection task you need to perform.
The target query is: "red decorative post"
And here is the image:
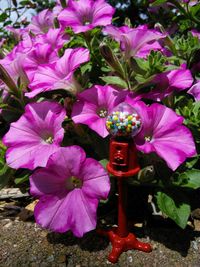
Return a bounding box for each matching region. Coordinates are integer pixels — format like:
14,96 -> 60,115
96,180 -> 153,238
97,103 -> 152,263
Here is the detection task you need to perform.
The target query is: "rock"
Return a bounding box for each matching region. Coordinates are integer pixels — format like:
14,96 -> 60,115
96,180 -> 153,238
1,218 -> 11,225
194,219 -> 200,231
46,255 -> 54,262
3,221 -> 12,228
18,200 -> 38,221
191,240 -> 199,251
58,255 -> 66,263
191,209 -> 200,220
127,255 -> 133,263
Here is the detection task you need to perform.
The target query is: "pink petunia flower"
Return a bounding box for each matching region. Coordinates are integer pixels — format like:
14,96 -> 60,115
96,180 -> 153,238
28,9 -> 54,35
104,25 -> 166,58
71,85 -> 128,138
188,80 -> 200,101
142,68 -> 193,101
24,43 -> 59,82
30,146 -> 110,237
34,28 -> 69,50
3,101 -> 66,170
132,102 -> 196,170
58,0 -> 115,34
191,29 -> 200,39
25,48 -> 90,98
0,34 -> 34,90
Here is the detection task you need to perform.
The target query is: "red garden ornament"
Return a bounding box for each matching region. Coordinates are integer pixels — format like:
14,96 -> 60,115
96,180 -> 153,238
98,102 -> 152,263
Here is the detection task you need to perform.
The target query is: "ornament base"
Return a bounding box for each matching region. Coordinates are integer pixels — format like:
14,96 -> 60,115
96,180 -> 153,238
97,227 -> 152,264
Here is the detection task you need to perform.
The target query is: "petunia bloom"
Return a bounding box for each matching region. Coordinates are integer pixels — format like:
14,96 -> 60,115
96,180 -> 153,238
24,43 -> 59,82
26,48 -> 90,98
34,28 -> 69,50
131,102 -> 196,170
30,146 -> 110,237
71,85 -> 128,137
188,80 -> 200,101
104,25 -> 166,58
142,68 -> 193,101
3,101 -> 66,170
28,9 -> 54,35
58,0 -> 115,34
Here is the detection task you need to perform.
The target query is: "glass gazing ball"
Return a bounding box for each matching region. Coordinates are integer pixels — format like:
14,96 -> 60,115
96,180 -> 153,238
106,103 -> 142,137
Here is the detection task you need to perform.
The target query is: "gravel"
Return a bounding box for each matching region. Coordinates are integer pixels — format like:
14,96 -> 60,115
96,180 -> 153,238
1,218 -> 200,267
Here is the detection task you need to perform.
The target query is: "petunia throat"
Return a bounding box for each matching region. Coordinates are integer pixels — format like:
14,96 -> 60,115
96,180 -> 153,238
66,176 -> 83,190
145,135 -> 152,142
45,136 -> 54,144
97,108 -> 108,118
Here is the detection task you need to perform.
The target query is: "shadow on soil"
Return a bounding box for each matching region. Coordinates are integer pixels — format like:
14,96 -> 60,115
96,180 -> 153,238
47,230 -> 109,253
132,223 -> 200,257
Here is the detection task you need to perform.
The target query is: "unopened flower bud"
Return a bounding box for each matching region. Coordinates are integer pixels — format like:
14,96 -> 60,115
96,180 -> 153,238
99,43 -> 125,79
0,64 -> 18,95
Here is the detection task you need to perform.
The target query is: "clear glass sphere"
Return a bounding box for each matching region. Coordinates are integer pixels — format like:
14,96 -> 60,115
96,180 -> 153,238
106,103 -> 142,137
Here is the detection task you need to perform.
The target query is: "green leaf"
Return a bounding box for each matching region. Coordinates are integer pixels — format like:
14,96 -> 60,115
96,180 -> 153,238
80,62 -> 92,74
0,164 -> 13,189
150,0 -> 167,7
20,0 -> 31,6
190,3 -> 200,16
99,159 -> 108,170
178,169 -> 200,189
156,190 -> 190,229
100,76 -> 127,88
0,13 -> 8,22
132,57 -> 149,72
14,173 -> 29,185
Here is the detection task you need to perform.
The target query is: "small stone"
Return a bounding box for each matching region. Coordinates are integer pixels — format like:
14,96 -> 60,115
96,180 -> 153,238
40,231 -> 47,238
3,222 -> 12,228
191,240 -> 199,251
194,219 -> 200,231
58,255 -> 66,263
47,255 -> 54,262
30,256 -> 37,261
2,218 -> 11,225
152,244 -> 158,250
191,208 -> 200,220
127,255 -> 133,263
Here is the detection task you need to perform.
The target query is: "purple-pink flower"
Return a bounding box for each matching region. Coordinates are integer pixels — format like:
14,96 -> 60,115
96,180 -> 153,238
71,85 -> 128,137
188,80 -> 200,101
28,9 -> 54,34
26,48 -> 90,98
30,146 -> 110,237
104,25 -> 166,58
3,101 -> 66,170
143,68 -> 193,101
24,43 -> 59,82
131,102 -> 196,170
58,0 -> 115,33
34,28 -> 69,50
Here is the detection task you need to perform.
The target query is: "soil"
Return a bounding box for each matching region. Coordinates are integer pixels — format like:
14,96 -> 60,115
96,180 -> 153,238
1,189 -> 200,267
1,215 -> 200,267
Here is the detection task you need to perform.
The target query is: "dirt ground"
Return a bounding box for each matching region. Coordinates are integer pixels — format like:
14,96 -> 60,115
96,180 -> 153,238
1,216 -> 200,267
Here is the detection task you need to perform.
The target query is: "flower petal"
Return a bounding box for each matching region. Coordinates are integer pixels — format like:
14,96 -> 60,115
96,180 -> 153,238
82,158 -> 110,199
34,190 -> 98,237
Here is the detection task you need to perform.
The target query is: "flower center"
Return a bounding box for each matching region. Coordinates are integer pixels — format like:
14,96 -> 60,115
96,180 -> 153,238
145,135 -> 152,142
45,136 -> 54,144
97,108 -> 108,118
84,21 -> 90,25
82,13 -> 92,25
65,176 -> 83,191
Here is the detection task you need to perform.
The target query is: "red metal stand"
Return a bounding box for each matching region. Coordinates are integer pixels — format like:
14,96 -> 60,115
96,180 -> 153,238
98,137 -> 152,263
